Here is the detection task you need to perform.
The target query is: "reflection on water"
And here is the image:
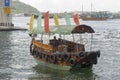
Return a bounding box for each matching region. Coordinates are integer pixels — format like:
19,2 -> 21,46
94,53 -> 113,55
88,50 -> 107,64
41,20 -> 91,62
0,32 -> 12,80
29,65 -> 96,80
0,31 -> 34,80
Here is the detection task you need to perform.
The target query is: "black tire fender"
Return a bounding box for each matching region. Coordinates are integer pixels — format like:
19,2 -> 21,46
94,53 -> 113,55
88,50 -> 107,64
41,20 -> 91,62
38,50 -> 42,59
45,54 -> 50,61
30,44 -> 34,55
63,53 -> 71,62
68,58 -> 76,66
56,54 -> 64,61
50,54 -> 56,63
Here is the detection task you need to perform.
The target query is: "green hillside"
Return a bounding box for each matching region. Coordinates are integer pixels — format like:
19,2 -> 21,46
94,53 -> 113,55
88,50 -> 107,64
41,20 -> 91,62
11,1 -> 40,14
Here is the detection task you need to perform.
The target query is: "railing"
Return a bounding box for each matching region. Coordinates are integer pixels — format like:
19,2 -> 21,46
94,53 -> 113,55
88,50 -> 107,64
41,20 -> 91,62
33,40 -> 53,53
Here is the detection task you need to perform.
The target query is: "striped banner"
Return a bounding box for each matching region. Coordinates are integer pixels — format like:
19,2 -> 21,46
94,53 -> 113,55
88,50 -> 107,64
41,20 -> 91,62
37,13 -> 42,33
44,11 -> 49,33
65,14 -> 71,25
53,14 -> 59,26
73,13 -> 80,25
29,14 -> 34,33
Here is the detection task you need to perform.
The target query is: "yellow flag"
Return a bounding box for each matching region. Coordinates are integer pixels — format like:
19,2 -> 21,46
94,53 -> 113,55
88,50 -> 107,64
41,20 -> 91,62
29,14 -> 34,33
53,14 -> 59,26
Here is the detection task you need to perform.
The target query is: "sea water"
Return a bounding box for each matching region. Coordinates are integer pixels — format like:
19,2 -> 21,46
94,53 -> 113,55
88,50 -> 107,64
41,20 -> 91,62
0,17 -> 120,80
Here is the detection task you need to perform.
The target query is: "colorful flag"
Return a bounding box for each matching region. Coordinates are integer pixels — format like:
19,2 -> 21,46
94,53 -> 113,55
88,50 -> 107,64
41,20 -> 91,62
53,14 -> 59,26
29,14 -> 34,33
37,13 -> 42,33
65,13 -> 71,25
44,11 -> 49,33
73,13 -> 80,25
4,0 -> 10,7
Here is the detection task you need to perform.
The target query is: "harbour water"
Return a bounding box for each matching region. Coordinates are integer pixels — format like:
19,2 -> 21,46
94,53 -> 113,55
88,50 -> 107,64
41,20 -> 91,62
0,17 -> 120,80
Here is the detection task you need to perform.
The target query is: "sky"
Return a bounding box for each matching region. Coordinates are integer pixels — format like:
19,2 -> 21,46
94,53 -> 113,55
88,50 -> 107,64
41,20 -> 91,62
19,0 -> 120,13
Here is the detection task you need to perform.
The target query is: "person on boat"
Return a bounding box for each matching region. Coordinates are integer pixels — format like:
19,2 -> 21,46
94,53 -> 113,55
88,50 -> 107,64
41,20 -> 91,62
51,36 -> 59,52
58,38 -> 63,45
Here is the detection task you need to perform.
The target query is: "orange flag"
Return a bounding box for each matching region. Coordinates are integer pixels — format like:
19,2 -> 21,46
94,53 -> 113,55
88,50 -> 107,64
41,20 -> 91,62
73,13 -> 80,25
44,11 -> 49,33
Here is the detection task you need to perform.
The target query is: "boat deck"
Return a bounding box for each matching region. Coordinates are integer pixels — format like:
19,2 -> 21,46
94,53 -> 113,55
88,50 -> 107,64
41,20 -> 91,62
33,38 -> 85,54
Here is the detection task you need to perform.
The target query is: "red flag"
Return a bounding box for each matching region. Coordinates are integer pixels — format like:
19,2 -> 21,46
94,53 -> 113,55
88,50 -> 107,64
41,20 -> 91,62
73,13 -> 80,25
44,11 -> 49,33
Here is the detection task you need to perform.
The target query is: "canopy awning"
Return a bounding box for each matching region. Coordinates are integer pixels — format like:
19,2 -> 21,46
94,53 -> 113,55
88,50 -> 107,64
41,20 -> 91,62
32,24 -> 95,35
71,24 -> 95,34
33,25 -> 75,34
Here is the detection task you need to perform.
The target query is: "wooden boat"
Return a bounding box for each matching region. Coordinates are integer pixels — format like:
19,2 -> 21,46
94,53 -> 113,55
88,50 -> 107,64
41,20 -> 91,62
29,13 -> 100,70
81,3 -> 109,21
29,24 -> 100,70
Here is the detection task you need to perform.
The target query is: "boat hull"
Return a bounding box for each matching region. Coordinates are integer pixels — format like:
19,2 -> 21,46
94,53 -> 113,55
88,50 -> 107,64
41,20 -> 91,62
34,57 -> 71,70
30,38 -> 100,71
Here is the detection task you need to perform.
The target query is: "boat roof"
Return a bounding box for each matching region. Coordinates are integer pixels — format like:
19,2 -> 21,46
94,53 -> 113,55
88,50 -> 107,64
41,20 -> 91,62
71,24 -> 95,34
32,24 -> 95,34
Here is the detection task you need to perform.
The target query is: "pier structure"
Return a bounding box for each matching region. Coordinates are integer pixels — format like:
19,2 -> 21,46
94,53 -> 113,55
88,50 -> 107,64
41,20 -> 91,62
0,0 -> 27,31
0,0 -> 13,27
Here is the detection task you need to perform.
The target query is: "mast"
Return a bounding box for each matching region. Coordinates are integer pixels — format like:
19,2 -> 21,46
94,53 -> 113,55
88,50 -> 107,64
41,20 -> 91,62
90,3 -> 93,17
82,4 -> 83,15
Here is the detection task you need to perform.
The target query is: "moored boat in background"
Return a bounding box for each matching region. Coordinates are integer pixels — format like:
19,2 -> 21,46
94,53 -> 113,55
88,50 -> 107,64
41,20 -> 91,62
80,11 -> 111,21
81,16 -> 108,21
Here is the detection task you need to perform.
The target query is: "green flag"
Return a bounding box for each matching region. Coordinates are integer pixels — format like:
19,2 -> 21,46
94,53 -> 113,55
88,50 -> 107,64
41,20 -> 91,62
65,14 -> 71,25
37,13 -> 42,33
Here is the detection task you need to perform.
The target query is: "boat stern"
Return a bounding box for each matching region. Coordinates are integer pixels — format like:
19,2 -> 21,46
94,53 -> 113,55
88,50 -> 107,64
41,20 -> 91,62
71,50 -> 100,69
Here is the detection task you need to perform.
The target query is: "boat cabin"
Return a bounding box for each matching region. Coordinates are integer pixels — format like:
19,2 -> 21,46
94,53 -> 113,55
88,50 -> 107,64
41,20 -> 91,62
31,24 -> 95,54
